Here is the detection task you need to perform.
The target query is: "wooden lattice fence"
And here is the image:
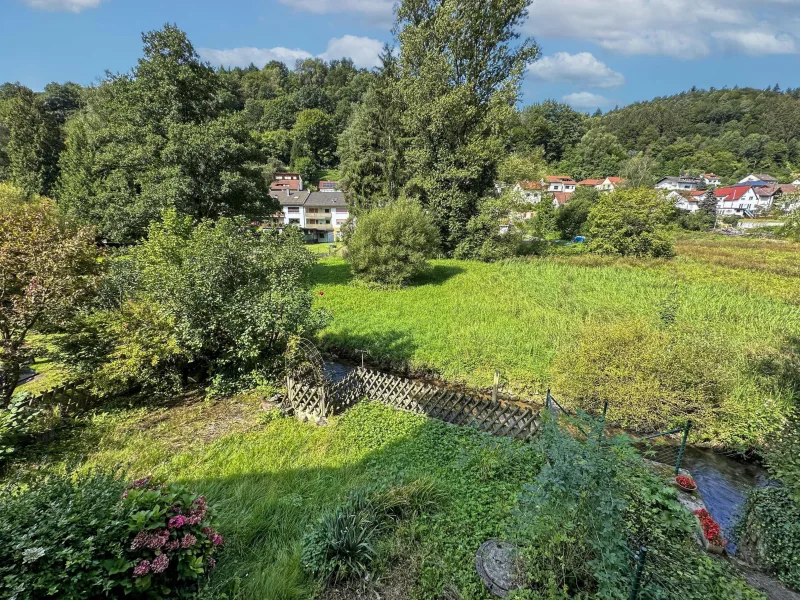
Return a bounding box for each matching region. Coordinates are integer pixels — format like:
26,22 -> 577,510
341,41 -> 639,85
287,367 -> 541,441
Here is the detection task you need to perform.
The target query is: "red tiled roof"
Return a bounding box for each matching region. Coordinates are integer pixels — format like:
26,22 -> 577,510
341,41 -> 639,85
605,177 -> 626,184
517,180 -> 543,191
715,186 -> 751,201
552,192 -> 571,206
690,190 -> 707,197
578,179 -> 603,186
546,175 -> 576,184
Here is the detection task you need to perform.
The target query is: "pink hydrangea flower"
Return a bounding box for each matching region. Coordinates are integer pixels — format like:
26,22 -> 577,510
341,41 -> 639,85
165,539 -> 180,551
133,560 -> 151,577
151,553 -> 169,574
131,476 -> 152,489
181,534 -> 197,548
168,515 -> 187,529
146,530 -> 169,549
210,533 -> 224,547
131,531 -> 152,550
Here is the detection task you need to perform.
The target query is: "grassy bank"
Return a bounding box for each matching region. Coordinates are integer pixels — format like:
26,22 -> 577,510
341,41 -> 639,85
312,234 -> 800,447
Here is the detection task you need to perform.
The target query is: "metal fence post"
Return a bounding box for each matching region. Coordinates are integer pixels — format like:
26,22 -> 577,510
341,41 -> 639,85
546,388 -> 551,411
675,420 -> 692,475
629,546 -> 648,600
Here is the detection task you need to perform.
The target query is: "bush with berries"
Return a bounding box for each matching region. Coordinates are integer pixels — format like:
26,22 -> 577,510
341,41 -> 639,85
0,472 -> 223,600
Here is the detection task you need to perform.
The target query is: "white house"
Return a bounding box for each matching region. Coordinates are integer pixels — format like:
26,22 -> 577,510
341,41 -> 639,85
715,186 -> 760,216
667,190 -> 702,213
739,173 -> 778,185
268,188 -> 350,243
513,181 -> 544,204
702,173 -> 721,187
543,176 -> 576,193
273,190 -> 311,227
655,176 -> 702,191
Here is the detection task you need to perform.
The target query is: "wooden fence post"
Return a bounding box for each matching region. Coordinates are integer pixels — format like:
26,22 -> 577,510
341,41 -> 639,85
492,370 -> 500,403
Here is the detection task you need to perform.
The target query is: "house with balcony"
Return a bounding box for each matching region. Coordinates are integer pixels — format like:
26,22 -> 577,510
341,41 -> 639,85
304,192 -> 349,243
271,190 -> 311,227
702,173 -> 721,187
655,176 -> 701,191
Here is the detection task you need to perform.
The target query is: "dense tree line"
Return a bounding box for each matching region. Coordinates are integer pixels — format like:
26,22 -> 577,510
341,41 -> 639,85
0,25 -> 375,242
509,87 -> 800,183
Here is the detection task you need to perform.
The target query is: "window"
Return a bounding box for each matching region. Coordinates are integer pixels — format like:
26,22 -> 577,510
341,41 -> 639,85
326,220 -> 331,225
324,208 -> 330,213
289,218 -> 300,224
287,206 -> 299,213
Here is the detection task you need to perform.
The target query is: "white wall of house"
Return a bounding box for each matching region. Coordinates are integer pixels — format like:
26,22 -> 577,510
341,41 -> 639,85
717,188 -> 760,215
667,191 -> 699,212
282,205 -> 306,227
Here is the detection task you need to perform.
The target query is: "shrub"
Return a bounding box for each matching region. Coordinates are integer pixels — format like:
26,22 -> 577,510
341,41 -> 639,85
0,393 -> 43,465
120,477 -> 224,598
779,210 -> 800,241
301,481 -> 442,582
738,486 -> 800,590
347,198 -> 439,286
555,189 -> 596,240
0,473 -> 222,600
553,318 -> 730,434
455,194 -> 539,262
55,210 -> 328,396
587,188 -> 674,257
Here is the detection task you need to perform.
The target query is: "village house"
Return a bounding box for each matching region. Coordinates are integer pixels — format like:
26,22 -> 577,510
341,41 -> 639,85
512,180 -> 544,205
666,190 -> 702,212
739,173 -> 778,185
577,179 -> 604,188
543,176 -> 576,193
596,176 -> 626,192
318,180 -> 340,192
655,176 -> 702,191
268,179 -> 350,242
702,173 -> 721,186
714,185 -> 760,216
270,172 -> 303,193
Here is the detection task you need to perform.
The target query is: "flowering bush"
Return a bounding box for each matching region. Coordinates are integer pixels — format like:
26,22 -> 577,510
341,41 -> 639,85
119,476 -> 224,597
0,472 -> 222,600
675,475 -> 696,490
695,509 -> 725,547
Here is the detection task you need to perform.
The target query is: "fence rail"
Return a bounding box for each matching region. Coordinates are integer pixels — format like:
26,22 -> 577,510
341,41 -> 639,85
287,367 -> 542,441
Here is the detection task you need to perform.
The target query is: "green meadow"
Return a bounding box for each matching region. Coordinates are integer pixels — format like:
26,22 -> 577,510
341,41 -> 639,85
312,234 -> 800,447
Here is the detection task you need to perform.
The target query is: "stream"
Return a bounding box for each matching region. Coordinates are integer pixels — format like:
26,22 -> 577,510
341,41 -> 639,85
681,447 -> 771,554
321,360 -> 770,554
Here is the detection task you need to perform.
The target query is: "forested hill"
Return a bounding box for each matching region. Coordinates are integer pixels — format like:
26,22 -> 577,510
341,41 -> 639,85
597,87 -> 800,180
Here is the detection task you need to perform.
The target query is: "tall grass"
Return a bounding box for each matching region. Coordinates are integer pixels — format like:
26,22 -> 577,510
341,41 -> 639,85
312,235 -> 800,446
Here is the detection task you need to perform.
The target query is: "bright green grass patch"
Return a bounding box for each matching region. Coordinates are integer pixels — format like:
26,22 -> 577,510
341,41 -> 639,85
311,239 -> 800,446
7,399 -> 541,600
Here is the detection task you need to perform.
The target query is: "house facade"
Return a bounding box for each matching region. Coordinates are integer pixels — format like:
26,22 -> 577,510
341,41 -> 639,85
268,178 -> 350,242
270,172 -> 303,193
655,176 -> 701,191
597,177 -> 625,192
544,176 -> 576,193
513,181 -> 544,205
714,186 -> 760,216
702,173 -> 721,187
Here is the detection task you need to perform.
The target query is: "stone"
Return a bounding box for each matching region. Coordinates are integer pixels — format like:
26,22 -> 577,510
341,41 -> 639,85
476,540 -> 520,598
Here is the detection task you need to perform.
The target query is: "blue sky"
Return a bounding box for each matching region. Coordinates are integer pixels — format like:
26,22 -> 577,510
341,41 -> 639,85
3,0 -> 800,111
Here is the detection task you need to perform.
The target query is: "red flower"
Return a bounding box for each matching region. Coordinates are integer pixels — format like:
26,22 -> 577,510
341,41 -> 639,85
676,475 -> 696,490
318,291 -> 324,296
694,509 -> 726,547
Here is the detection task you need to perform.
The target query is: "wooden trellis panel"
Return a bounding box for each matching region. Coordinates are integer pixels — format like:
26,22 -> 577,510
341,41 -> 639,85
289,367 -> 541,441
355,368 -> 540,441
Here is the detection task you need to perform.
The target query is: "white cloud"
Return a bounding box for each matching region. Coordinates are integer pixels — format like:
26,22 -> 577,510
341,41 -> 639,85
25,0 -> 102,11
278,0 -> 393,23
199,36 -> 384,70
198,47 -> 313,68
527,52 -> 624,88
563,92 -> 612,111
713,31 -> 798,56
525,0 -> 800,59
319,35 -> 384,69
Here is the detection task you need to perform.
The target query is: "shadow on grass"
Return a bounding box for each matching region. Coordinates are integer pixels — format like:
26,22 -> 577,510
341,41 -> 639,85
173,407 -> 540,600
318,330 -> 425,376
311,260 -> 353,286
408,264 -> 465,287
746,335 -> 800,399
